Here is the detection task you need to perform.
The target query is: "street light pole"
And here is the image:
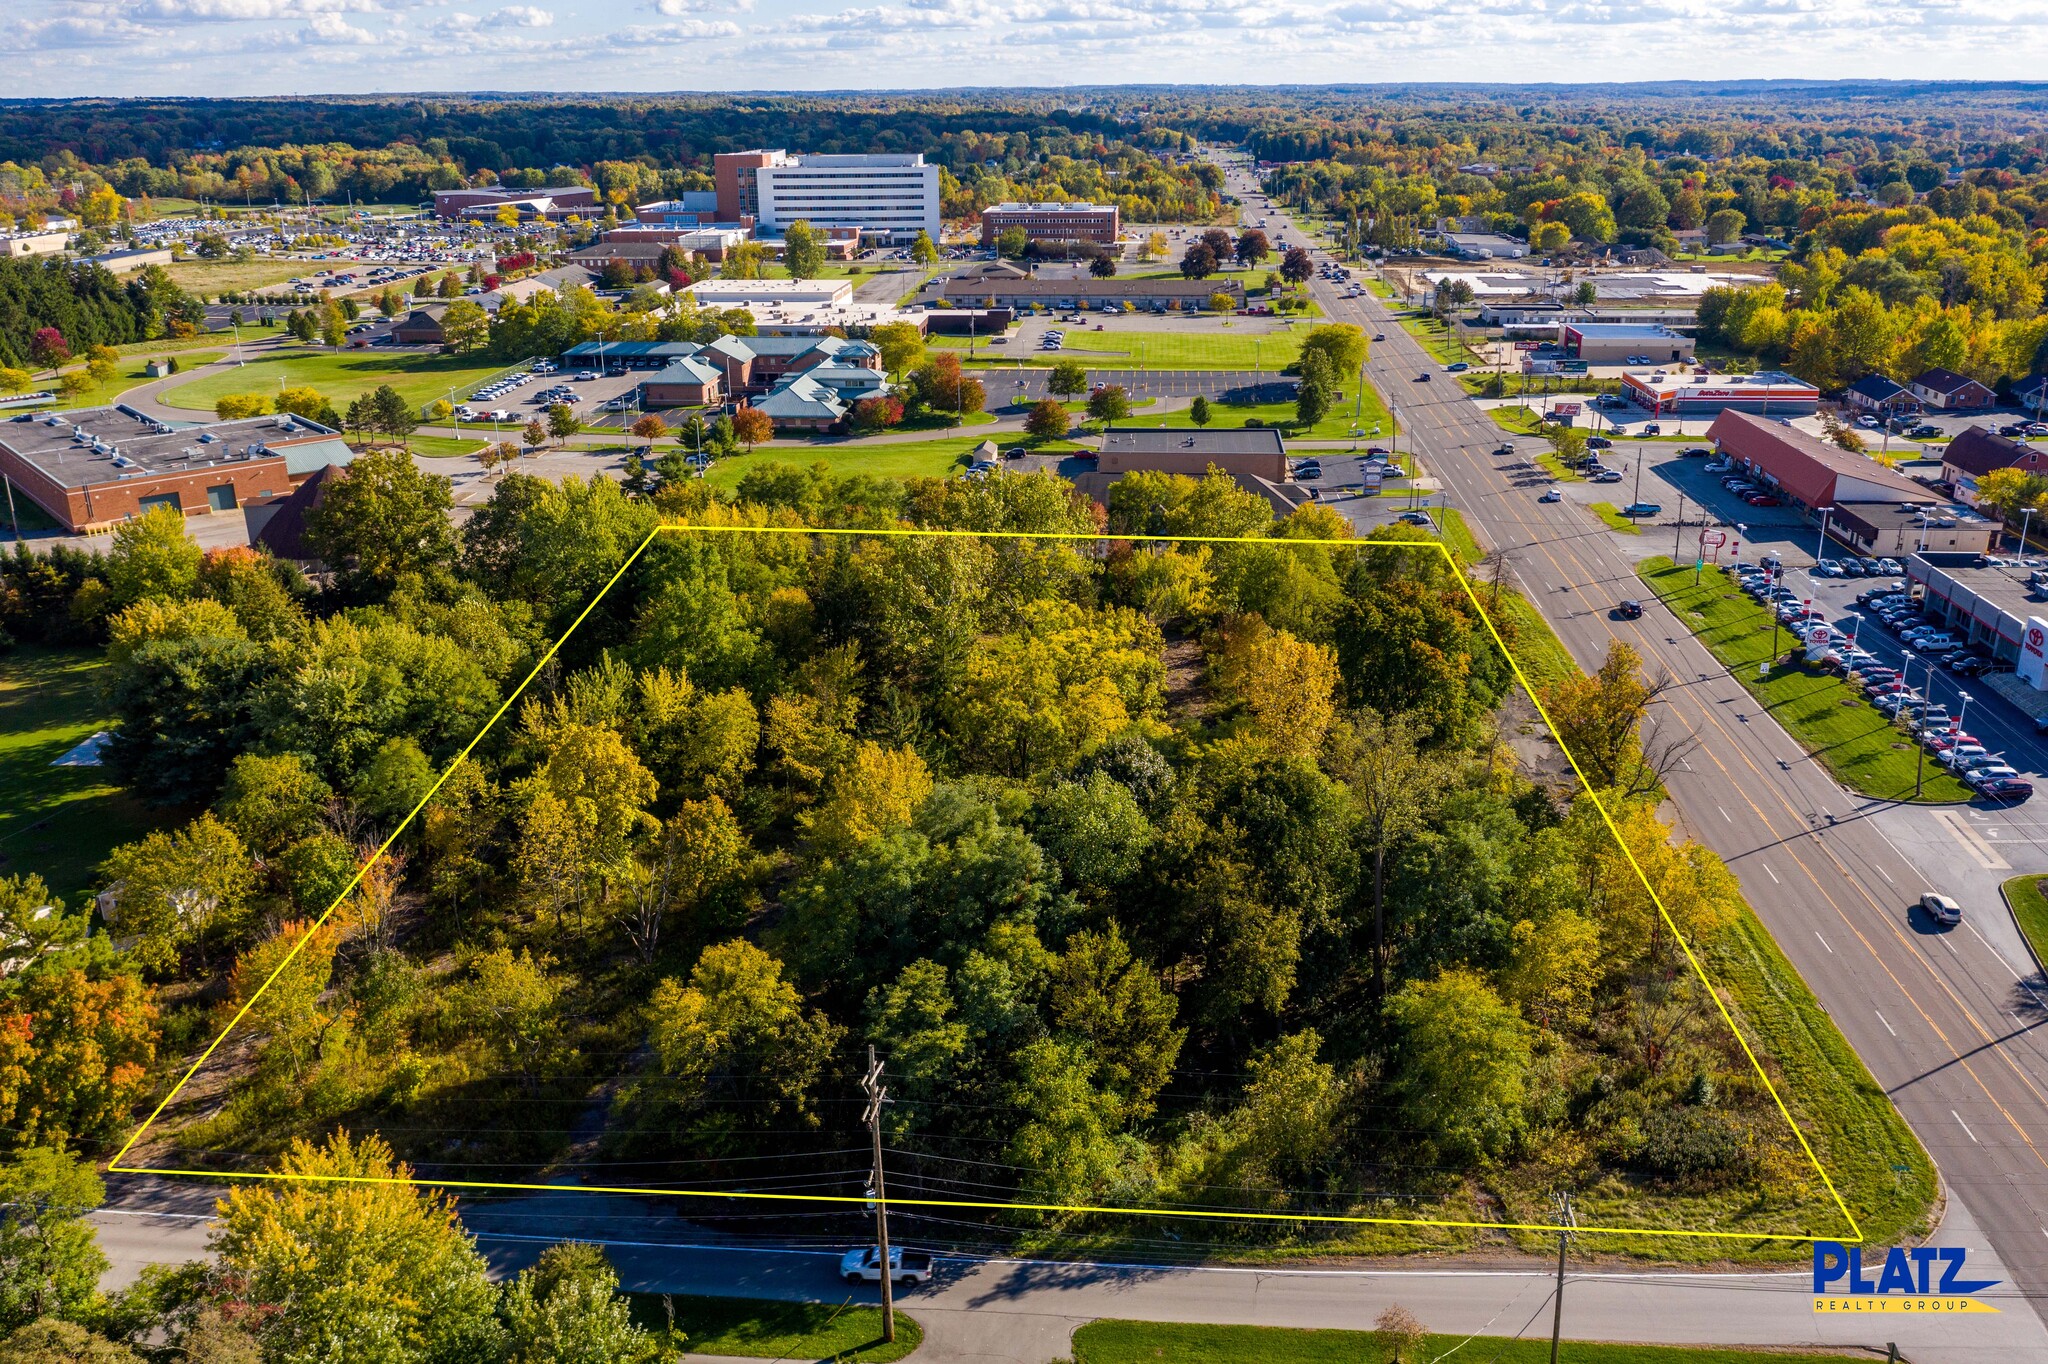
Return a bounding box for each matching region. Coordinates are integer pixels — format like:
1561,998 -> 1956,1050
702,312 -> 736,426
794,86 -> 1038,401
1815,505 -> 1834,568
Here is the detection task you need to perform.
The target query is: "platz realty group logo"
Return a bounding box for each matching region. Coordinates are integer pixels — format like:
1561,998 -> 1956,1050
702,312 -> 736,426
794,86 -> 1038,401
1813,1241 -> 2001,1313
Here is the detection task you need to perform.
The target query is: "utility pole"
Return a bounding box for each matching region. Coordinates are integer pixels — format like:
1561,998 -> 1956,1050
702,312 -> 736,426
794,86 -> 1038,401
862,1046 -> 896,1344
1549,1191 -> 1576,1364
1673,492 -> 1685,561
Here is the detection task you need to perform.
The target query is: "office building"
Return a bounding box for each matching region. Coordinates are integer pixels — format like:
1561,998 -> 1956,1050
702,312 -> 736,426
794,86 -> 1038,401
433,186 -> 599,220
980,202 -> 1121,248
715,150 -> 940,244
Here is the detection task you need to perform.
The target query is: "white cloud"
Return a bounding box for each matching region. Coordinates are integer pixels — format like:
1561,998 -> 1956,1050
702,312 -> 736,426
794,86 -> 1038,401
499,3 -> 553,23
616,18 -> 743,41
651,0 -> 746,13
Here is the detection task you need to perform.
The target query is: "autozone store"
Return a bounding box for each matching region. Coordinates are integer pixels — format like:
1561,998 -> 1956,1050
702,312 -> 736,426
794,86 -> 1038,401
1622,370 -> 1820,418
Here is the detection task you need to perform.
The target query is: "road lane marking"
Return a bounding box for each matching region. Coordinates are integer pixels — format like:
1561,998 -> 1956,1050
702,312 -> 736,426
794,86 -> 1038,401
1936,810 -> 2011,871
1762,863 -> 1780,883
1817,932 -> 1835,954
1956,1110 -> 1980,1143
1878,1010 -> 1896,1036
1719,806 -> 1732,823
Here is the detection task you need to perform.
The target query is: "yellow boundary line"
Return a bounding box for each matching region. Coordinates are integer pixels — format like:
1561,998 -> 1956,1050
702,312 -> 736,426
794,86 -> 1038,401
107,524 -> 1863,1247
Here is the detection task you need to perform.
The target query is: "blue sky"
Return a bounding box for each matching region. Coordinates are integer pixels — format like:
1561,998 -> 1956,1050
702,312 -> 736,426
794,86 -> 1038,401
7,0 -> 2047,97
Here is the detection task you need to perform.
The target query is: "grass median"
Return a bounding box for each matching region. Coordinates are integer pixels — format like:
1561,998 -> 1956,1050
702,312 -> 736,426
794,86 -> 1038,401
1635,557 -> 1974,802
628,1295 -> 920,1362
1072,1321 -> 1875,1364
1589,502 -> 1643,534
2002,873 -> 2048,969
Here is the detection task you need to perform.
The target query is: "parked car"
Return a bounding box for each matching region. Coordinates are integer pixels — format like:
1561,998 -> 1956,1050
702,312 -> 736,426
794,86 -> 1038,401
1621,503 -> 1662,518
1978,778 -> 2034,802
840,1246 -> 933,1286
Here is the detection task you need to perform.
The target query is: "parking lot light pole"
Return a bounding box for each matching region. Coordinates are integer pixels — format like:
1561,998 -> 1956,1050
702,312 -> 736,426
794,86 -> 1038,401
2020,504 -> 2037,555
1815,505 -> 1834,568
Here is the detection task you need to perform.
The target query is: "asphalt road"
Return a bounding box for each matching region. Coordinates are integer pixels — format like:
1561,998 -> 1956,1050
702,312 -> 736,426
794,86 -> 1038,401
90,1181 -> 2047,1363
1233,173 -> 2048,1350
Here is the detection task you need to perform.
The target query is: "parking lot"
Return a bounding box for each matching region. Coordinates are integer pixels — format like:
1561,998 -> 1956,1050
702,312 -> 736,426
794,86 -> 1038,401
1734,562 -> 2048,795
452,364 -> 647,427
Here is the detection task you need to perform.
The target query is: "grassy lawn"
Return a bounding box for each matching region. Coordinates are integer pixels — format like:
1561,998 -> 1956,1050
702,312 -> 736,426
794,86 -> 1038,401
627,1295 -> 919,1362
1125,386 -> 1395,441
1072,1321 -> 1875,1364
1535,452 -> 1581,481
160,348 -> 509,415
408,436 -> 490,459
0,648 -> 166,903
1589,502 -> 1644,535
945,328 -> 1301,370
2003,874 -> 2048,969
163,259 -> 349,296
704,437 -> 1086,491
1488,405 -> 1549,436
38,351 -> 226,410
1438,507 -> 1484,565
1397,313 -> 1481,366
1636,557 -> 1974,802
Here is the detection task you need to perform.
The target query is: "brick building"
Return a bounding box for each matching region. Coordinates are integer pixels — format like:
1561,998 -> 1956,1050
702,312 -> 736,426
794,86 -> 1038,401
0,407 -> 352,533
979,202 -> 1121,248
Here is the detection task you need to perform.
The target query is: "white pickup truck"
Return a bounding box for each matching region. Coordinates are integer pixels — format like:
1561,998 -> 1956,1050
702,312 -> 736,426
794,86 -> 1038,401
839,1246 -> 934,1286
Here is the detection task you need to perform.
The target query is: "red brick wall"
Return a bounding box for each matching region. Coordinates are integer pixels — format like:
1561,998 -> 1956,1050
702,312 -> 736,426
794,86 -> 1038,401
0,446 -> 291,532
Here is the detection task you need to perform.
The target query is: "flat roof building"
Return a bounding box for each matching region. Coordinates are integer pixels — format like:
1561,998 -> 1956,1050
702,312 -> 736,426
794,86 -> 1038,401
1443,233 -> 1528,260
1563,322 -> 1695,365
1906,552 -> 2048,681
919,274 -> 1244,311
433,186 -> 599,220
0,230 -> 68,259
1098,428 -> 1287,482
1829,502 -> 1998,557
716,150 -> 939,245
0,406 -> 351,533
980,203 -> 1121,247
1621,368 -> 1818,418
682,278 -> 854,309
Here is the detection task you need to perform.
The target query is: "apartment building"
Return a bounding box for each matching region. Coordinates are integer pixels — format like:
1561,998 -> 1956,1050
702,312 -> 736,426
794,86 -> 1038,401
714,150 -> 939,244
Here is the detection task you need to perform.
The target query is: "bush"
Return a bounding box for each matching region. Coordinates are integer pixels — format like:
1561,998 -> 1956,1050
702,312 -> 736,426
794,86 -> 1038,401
1634,1106 -> 1748,1182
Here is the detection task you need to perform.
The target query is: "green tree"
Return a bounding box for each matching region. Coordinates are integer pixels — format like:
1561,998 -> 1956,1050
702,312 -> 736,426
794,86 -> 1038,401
1705,208 -> 1746,246
303,447 -> 456,592
867,320 -> 926,377
1005,1037 -> 1132,1204
1325,709 -> 1441,995
644,939 -> 842,1139
909,230 -> 939,267
351,736 -> 437,827
1048,923 -> 1183,1118
995,226 -> 1028,259
104,505 -> 200,606
781,219 -> 825,283
0,1149 -> 109,1336
212,1131 -> 504,1364
1296,324 -> 1366,382
1086,384 -> 1131,424
1387,968 -> 1533,1164
0,1320 -> 140,1364
97,814 -> 255,973
439,298 -> 489,353
500,1243 -> 672,1364
214,753 -> 332,859
1047,360 -> 1089,400
1188,394 -> 1212,427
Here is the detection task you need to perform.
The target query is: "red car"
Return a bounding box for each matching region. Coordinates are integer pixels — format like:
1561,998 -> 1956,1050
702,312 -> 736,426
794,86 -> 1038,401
1745,493 -> 1782,507
1979,778 -> 2034,803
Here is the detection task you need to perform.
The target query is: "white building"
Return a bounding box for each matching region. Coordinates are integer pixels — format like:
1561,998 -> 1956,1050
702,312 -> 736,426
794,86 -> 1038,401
748,153 -> 939,244
683,278 -> 855,308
